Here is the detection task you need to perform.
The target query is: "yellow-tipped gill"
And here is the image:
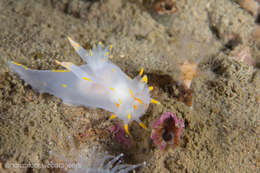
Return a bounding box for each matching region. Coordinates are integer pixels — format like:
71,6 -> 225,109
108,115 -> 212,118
141,75 -> 148,83
151,98 -> 160,104
139,68 -> 144,76
139,122 -> 147,129
124,124 -> 130,135
109,114 -> 117,120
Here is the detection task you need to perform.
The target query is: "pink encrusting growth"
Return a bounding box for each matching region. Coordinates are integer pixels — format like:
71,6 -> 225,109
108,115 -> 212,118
151,112 -> 184,150
229,46 -> 255,66
110,123 -> 131,148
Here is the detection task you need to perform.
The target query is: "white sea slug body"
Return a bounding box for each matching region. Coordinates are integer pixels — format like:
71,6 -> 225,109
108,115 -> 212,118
9,37 -> 159,133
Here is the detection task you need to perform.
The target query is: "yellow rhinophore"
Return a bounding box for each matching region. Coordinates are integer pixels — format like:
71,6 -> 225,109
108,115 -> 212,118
127,114 -> 132,120
149,86 -> 153,91
62,84 -> 67,88
90,49 -> 93,56
109,114 -> 117,120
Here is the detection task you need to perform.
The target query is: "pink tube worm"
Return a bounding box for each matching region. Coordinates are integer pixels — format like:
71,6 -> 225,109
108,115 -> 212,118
151,112 -> 184,150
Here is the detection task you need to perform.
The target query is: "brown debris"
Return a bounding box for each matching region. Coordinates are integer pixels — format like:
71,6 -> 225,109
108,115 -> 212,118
252,26 -> 260,40
256,94 -> 260,104
154,0 -> 178,15
24,90 -> 39,104
177,85 -> 193,107
237,0 -> 259,17
225,33 -> 242,50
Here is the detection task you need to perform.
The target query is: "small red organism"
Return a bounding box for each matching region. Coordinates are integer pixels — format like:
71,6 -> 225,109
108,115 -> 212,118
177,85 -> 193,107
151,112 -> 184,150
154,0 -> 178,15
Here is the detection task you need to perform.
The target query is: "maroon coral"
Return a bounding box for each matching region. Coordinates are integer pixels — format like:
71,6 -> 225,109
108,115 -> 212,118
151,112 -> 184,150
154,0 -> 178,15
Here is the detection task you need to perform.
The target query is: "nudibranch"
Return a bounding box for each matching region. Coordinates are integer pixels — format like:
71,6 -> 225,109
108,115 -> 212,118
9,37 -> 159,134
